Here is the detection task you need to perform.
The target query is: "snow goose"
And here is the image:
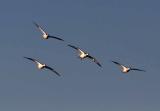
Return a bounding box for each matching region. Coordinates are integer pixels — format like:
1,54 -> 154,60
68,44 -> 102,67
112,61 -> 145,73
33,22 -> 64,41
24,57 -> 61,76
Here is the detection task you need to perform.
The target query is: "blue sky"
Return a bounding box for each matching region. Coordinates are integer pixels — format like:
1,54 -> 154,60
0,0 -> 160,111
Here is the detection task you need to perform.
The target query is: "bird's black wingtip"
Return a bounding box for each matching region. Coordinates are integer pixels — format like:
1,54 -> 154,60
67,44 -> 75,48
111,60 -> 116,63
97,63 -> 102,68
32,21 -> 39,27
111,60 -> 119,64
48,36 -> 65,42
58,38 -> 65,42
59,38 -> 65,41
67,44 -> 77,49
58,74 -> 61,77
32,21 -> 37,24
55,73 -> 61,77
61,39 -> 65,42
23,56 -> 28,59
67,44 -> 72,47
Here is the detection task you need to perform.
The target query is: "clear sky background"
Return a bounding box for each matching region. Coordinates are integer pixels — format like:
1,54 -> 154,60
0,0 -> 160,111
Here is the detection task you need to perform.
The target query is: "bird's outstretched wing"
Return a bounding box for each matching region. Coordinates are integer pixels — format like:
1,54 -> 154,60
68,44 -> 85,54
130,68 -> 146,72
68,44 -> 79,50
87,55 -> 102,67
33,21 -> 47,35
24,57 -> 36,62
112,61 -> 121,66
23,57 -> 40,64
111,60 -> 126,70
48,35 -> 64,41
45,66 -> 61,77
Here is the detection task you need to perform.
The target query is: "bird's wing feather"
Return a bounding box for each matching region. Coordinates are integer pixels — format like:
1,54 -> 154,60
24,57 -> 36,62
45,66 -> 61,76
112,61 -> 121,66
68,44 -> 79,50
48,35 -> 64,41
23,57 -> 41,64
33,22 -> 47,35
68,44 -> 85,54
87,55 -> 102,67
112,61 -> 126,70
130,68 -> 146,72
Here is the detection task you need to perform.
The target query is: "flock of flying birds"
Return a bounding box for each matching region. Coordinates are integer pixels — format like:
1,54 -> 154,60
24,22 -> 146,77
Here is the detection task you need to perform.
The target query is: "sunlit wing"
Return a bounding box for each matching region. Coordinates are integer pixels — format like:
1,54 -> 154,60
112,61 -> 127,70
68,44 -> 86,55
78,49 -> 85,55
33,22 -> 47,35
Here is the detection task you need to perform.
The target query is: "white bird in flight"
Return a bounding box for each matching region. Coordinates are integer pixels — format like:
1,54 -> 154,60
68,44 -> 102,67
112,61 -> 145,73
24,57 -> 61,76
33,22 -> 64,41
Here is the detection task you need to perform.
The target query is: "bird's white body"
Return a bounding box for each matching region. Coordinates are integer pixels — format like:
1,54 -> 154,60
35,61 -> 46,69
121,66 -> 130,73
42,34 -> 48,39
79,49 -> 88,58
